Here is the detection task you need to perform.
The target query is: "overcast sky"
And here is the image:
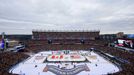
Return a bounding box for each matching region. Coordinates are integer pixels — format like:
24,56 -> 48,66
0,0 -> 134,34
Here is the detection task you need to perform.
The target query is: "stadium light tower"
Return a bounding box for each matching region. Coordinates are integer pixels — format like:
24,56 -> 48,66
2,32 -> 5,39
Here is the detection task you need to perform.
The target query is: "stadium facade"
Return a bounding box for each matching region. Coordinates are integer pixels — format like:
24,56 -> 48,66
32,30 -> 100,40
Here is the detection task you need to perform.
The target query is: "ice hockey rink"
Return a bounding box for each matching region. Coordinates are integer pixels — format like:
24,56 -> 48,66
9,50 -> 120,75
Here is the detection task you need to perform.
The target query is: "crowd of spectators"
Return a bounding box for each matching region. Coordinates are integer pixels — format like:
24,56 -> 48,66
95,45 -> 134,75
0,52 -> 28,75
23,40 -> 107,51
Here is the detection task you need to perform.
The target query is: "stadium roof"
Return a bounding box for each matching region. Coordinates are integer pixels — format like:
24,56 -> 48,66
32,29 -> 100,32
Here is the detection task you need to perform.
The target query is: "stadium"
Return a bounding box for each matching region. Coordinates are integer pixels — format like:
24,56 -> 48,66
0,30 -> 134,75
0,0 -> 134,75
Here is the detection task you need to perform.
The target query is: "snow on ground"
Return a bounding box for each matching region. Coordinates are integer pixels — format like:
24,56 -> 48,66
9,50 -> 120,75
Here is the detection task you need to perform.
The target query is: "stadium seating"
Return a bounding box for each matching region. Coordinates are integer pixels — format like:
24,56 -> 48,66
0,52 -> 28,75
1,39 -> 134,75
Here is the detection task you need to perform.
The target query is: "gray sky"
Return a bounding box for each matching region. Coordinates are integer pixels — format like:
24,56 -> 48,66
0,0 -> 134,34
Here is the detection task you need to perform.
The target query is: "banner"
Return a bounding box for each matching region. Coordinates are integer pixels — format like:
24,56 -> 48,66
0,39 -> 5,49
